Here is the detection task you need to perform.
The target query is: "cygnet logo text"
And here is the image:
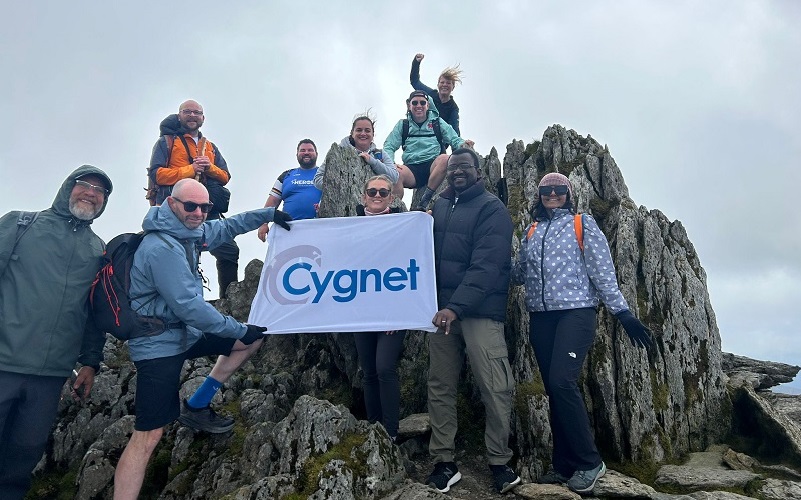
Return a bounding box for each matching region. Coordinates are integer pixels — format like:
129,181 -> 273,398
264,246 -> 420,304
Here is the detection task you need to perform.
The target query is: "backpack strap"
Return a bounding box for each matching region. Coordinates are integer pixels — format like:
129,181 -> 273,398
525,214 -> 585,253
574,214 -> 584,252
146,136 -> 177,205
432,119 -> 446,154
15,211 -> 39,245
401,119 -> 410,151
176,135 -> 194,163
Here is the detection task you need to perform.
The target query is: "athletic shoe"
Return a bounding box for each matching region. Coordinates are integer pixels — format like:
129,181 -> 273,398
490,464 -> 521,493
538,466 -> 570,484
178,399 -> 234,433
425,461 -> 462,493
566,461 -> 606,493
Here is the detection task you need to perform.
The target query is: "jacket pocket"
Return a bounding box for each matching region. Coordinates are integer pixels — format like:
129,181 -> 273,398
487,346 -> 514,392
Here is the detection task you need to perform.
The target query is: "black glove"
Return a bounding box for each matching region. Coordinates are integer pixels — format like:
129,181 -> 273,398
272,210 -> 293,230
240,324 -> 267,345
615,310 -> 653,349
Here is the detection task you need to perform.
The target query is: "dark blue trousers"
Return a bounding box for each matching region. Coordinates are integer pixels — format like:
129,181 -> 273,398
530,308 -> 602,475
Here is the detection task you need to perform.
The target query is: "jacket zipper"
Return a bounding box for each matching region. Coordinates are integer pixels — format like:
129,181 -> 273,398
539,217 -> 552,311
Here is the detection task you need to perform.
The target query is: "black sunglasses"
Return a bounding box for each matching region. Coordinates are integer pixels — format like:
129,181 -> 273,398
365,188 -> 391,198
538,185 -> 569,196
409,100 -> 428,106
173,197 -> 214,213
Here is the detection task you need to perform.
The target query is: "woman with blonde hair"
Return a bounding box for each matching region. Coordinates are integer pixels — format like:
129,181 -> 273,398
410,53 -> 462,135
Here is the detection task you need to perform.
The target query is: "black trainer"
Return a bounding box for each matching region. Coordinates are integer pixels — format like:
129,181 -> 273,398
490,464 -> 521,494
538,466 -> 570,484
178,399 -> 234,433
425,461 -> 462,493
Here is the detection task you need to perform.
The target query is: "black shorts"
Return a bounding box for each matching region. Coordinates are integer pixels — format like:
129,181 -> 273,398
407,159 -> 435,189
133,335 -> 237,431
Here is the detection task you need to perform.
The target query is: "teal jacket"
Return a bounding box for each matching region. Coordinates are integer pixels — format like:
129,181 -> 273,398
383,97 -> 464,166
128,204 -> 279,361
0,165 -> 112,377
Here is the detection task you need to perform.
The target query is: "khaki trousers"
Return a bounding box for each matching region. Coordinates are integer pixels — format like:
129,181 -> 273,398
427,317 -> 515,465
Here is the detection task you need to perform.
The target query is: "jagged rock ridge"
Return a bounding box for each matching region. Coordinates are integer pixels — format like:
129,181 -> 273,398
29,126 -> 800,499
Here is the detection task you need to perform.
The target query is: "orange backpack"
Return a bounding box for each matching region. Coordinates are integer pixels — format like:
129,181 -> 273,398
526,214 -> 585,252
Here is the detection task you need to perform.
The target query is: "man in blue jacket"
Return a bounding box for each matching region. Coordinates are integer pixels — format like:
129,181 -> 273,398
425,148 -> 520,495
0,166 -> 112,500
113,179 -> 291,500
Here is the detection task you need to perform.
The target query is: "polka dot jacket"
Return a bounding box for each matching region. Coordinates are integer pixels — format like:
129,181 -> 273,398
511,208 -> 629,314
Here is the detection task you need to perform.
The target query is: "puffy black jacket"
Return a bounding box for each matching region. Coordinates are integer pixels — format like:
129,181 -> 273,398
431,180 -> 512,322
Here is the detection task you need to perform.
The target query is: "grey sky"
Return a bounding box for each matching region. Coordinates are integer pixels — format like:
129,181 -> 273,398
2,1 -> 799,387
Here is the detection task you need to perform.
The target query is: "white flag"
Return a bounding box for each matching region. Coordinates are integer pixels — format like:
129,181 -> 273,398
248,212 -> 438,333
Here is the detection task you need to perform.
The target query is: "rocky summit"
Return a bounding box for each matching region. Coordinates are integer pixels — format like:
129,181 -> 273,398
31,125 -> 801,499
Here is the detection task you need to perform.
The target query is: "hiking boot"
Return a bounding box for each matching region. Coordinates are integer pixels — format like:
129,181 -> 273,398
538,466 -> 570,484
425,461 -> 461,493
566,461 -> 606,494
490,464 -> 521,494
178,399 -> 234,433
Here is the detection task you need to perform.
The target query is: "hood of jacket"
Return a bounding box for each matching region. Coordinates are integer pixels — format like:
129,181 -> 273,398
142,203 -> 204,241
159,113 -> 186,137
338,136 -> 379,152
51,165 -> 113,221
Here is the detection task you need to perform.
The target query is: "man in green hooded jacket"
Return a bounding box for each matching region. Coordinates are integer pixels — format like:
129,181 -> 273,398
0,165 -> 112,500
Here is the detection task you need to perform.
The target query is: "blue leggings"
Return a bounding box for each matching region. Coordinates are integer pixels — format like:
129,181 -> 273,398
529,308 -> 602,475
353,331 -> 406,437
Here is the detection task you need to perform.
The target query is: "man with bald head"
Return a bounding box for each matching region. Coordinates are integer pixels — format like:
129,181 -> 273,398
113,179 -> 291,500
148,99 -> 240,298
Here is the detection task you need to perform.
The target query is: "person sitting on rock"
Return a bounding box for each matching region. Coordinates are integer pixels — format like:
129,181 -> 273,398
383,91 -> 474,211
409,53 -> 462,135
313,114 -> 400,193
511,172 -> 653,494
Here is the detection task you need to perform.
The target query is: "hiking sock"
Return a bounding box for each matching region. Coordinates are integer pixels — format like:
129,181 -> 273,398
417,186 -> 436,209
187,376 -> 223,409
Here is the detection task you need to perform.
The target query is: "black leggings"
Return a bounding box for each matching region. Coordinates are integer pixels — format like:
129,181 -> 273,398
353,331 -> 406,437
529,308 -> 602,475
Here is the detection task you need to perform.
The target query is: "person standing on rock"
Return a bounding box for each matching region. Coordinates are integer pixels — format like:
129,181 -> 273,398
425,148 -> 521,494
258,139 -> 322,242
383,91 -> 474,210
409,53 -> 462,135
512,172 -> 653,494
352,175 -> 406,441
313,114 -> 399,193
148,99 -> 240,298
0,166 -> 112,500
113,179 -> 292,500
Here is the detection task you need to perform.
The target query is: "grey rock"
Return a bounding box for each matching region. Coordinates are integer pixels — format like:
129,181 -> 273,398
729,383 -> 801,466
592,469 -> 659,498
398,413 -> 430,437
513,482 -> 582,499
722,352 -> 800,389
378,481 -> 457,499
765,392 -> 801,426
655,465 -> 758,489
687,493 -> 755,500
758,478 -> 801,499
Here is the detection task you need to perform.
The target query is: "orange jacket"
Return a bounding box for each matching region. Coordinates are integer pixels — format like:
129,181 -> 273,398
152,134 -> 230,187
